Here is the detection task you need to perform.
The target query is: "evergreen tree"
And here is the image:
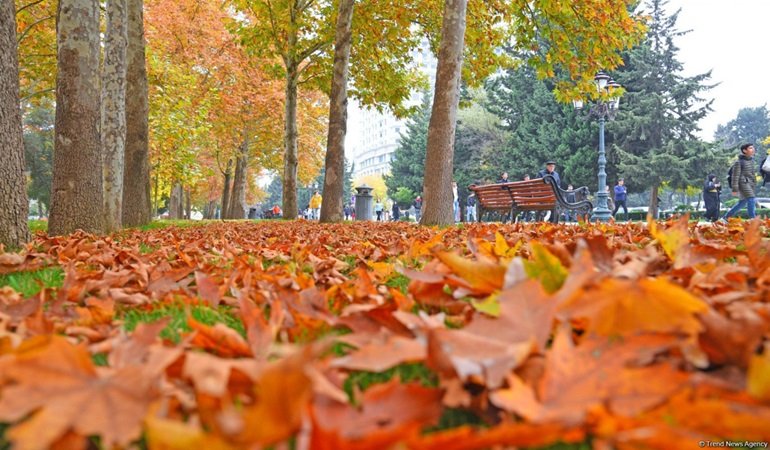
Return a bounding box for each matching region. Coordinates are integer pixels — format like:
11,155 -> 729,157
610,0 -> 721,216
714,105 -> 770,152
23,104 -> 55,216
484,65 -> 597,189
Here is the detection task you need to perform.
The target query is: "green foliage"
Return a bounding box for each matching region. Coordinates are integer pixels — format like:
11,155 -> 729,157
393,187 -> 416,207
611,0 -> 724,199
28,220 -> 47,233
0,267 -> 64,298
714,106 -> 770,152
121,302 -> 245,343
23,104 -> 54,214
385,92 -> 431,199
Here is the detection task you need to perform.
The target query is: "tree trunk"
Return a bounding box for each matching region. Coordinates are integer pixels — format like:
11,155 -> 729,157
649,183 -> 660,220
282,63 -> 299,220
221,158 -> 232,219
169,183 -> 183,219
122,0 -> 151,227
49,0 -> 103,236
102,0 -> 128,233
419,0 -> 467,226
185,188 -> 191,219
319,0 -> 354,223
204,200 -> 216,219
228,139 -> 249,220
0,0 -> 30,248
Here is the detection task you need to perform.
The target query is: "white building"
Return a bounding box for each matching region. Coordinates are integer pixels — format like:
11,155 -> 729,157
346,40 -> 437,179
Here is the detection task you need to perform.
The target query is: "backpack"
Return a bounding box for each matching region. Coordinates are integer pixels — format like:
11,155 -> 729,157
727,162 -> 737,187
762,156 -> 770,174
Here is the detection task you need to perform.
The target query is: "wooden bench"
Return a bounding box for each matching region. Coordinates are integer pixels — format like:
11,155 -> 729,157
470,176 -> 593,223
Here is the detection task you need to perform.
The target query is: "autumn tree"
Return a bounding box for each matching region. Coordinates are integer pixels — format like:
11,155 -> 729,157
416,0 -> 646,225
102,0 -> 128,232
714,106 -> 770,152
1,0 -> 30,248
23,104 -> 54,217
122,0 -> 151,227
319,0 -> 354,223
419,0 -> 467,226
48,0 -> 103,235
15,0 -> 57,106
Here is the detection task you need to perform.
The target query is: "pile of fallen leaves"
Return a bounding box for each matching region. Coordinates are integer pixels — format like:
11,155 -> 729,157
1,218 -> 769,449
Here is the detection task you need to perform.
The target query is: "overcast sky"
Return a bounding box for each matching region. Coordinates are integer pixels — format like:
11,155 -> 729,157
665,0 -> 769,140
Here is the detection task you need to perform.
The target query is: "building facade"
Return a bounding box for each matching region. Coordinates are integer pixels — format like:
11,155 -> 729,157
346,41 -> 436,180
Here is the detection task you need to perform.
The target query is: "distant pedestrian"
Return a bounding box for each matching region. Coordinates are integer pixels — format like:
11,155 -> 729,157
605,186 -> 615,214
413,196 -> 422,221
497,172 -> 510,183
613,179 -> 628,221
374,199 -> 384,221
467,192 -> 477,222
722,143 -> 757,221
703,174 -> 721,222
391,201 -> 401,221
452,182 -> 460,222
344,204 -> 352,220
309,191 -> 322,220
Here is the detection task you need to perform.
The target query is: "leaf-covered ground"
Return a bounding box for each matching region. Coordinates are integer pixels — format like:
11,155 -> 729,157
1,218 -> 769,449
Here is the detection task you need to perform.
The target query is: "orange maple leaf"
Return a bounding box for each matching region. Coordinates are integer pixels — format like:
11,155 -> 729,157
0,335 -> 157,449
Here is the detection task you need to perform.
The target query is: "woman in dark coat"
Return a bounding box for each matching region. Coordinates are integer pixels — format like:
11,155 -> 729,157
703,173 -> 721,222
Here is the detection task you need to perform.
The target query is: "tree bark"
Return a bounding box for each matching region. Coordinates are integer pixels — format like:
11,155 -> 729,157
102,0 -> 127,233
282,63 -> 299,219
169,183 -> 183,219
419,0 -> 467,226
649,183 -> 659,220
185,188 -> 191,220
228,139 -> 249,220
319,0 -> 354,223
221,158 -> 232,219
49,0 -> 103,236
122,0 -> 151,227
0,0 -> 30,248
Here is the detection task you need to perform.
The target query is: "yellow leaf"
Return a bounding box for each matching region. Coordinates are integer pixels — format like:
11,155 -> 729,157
748,345 -> 770,401
471,293 -> 501,317
523,242 -> 568,294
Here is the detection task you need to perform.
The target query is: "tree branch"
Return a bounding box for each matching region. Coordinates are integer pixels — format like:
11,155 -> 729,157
16,14 -> 54,44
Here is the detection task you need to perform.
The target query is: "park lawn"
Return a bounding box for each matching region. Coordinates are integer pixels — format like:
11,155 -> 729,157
0,218 -> 769,449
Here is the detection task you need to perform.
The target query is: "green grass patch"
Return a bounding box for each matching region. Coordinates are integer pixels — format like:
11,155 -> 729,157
0,266 -> 64,297
384,272 -> 410,294
134,219 -> 213,232
28,220 -> 48,233
425,407 -> 488,433
121,301 -> 245,343
343,362 -> 438,404
138,242 -> 159,255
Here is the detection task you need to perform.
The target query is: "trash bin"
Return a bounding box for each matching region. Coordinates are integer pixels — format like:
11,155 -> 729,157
248,207 -> 258,219
355,184 -> 374,221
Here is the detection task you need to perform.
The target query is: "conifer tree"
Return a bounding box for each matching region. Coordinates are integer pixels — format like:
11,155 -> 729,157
610,0 -> 722,216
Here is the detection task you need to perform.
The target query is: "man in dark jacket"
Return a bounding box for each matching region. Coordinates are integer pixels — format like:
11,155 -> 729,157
722,143 -> 757,221
703,174 -> 721,222
612,179 -> 628,221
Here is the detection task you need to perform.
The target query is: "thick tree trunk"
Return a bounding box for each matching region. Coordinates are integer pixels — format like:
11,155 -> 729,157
221,158 -> 232,219
419,0 -> 467,226
102,0 -> 128,233
169,183 -> 183,219
204,200 -> 216,219
0,0 -> 30,248
282,64 -> 299,220
49,0 -> 103,236
320,0 -> 354,223
122,0 -> 151,227
228,139 -> 249,220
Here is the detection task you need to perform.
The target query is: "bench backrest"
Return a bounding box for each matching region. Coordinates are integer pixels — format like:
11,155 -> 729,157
470,183 -> 514,210
507,179 -> 556,210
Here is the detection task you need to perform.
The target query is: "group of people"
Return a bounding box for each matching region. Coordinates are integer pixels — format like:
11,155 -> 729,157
702,143 -> 770,222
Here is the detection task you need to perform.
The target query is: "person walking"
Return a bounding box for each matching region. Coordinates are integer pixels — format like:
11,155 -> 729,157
452,181 -> 460,222
703,174 -> 721,222
391,201 -> 401,221
413,196 -> 422,221
722,143 -> 757,221
309,191 -> 322,220
466,191 -> 477,222
613,179 -> 628,221
374,198 -> 384,221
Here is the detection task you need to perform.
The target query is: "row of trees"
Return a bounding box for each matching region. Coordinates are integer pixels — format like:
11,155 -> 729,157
3,0 -> 647,247
387,0 -> 765,218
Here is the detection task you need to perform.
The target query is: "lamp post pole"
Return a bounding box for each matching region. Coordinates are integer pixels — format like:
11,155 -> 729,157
573,72 -> 620,222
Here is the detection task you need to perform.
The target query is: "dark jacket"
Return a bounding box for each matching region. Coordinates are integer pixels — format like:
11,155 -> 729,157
537,169 -> 561,188
467,194 -> 476,207
731,154 -> 756,199
703,177 -> 721,206
614,185 -> 627,202
392,202 -> 401,220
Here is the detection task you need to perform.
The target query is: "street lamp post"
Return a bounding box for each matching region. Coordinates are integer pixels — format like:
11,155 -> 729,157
573,72 -> 621,222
